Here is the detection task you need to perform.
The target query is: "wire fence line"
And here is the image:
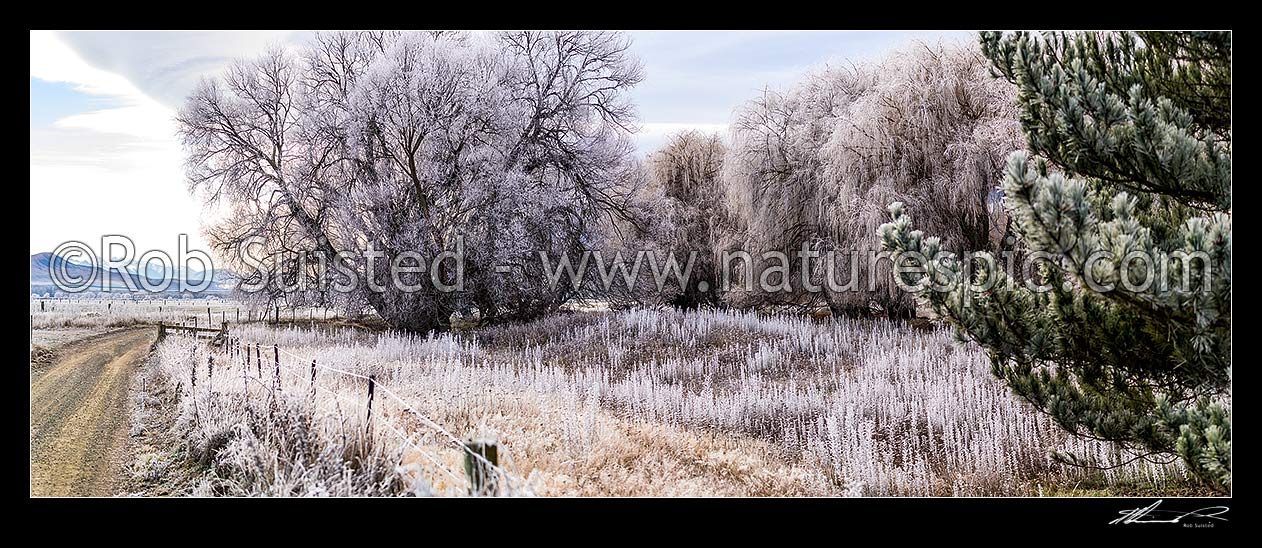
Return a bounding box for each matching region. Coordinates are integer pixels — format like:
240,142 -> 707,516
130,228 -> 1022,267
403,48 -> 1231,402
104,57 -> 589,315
310,382 -> 466,488
235,335 -> 520,495
166,330 -> 532,496
270,344 -> 532,495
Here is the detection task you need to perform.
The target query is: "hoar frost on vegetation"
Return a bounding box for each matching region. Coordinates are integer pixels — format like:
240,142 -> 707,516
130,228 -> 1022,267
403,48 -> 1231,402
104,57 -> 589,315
151,308 -> 1187,496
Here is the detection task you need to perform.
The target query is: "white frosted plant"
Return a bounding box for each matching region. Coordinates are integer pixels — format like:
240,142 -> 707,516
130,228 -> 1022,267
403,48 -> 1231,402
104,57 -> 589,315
145,307 -> 1189,496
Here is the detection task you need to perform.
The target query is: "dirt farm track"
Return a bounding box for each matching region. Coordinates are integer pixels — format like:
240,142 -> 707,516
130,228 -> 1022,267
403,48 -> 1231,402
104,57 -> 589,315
30,327 -> 155,496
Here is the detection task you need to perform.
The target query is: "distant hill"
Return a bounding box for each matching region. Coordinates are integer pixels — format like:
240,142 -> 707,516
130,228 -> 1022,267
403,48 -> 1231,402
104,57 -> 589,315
30,252 -> 235,297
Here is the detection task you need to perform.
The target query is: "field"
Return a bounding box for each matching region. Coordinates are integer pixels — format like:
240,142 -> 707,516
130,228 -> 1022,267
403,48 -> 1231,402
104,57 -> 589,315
115,306 -> 1194,496
29,298 -> 333,331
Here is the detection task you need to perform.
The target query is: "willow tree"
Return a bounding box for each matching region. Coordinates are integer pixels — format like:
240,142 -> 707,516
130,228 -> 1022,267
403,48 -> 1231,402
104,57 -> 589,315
880,32 -> 1231,491
649,131 -> 728,309
723,41 -> 1019,314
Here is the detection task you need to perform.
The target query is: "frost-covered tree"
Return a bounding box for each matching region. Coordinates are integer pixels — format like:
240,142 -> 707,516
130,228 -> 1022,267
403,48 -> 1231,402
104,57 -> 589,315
721,81 -> 838,311
648,131 -> 729,309
565,157 -> 672,309
880,32 -> 1231,491
723,41 -> 1020,314
179,31 -> 643,331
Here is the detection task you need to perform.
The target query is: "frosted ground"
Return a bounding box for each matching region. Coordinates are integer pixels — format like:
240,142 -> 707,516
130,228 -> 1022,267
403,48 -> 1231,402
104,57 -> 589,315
135,308 -> 1190,496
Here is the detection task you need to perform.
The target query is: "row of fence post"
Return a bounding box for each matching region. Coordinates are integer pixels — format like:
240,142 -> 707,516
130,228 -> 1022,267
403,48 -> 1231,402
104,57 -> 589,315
34,301 -> 339,329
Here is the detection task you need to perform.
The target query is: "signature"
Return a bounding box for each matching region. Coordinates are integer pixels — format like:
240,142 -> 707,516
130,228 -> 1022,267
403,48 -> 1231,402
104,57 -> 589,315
1110,500 -> 1229,525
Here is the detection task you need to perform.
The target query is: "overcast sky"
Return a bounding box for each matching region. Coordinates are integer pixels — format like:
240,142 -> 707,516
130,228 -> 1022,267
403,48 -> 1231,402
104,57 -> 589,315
29,30 -> 970,258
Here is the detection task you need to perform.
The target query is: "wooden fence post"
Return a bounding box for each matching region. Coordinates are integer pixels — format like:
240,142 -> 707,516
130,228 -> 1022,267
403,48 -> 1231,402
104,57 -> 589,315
255,343 -> 261,377
464,439 -> 500,496
309,359 -> 318,399
273,344 -> 280,391
365,375 -> 376,435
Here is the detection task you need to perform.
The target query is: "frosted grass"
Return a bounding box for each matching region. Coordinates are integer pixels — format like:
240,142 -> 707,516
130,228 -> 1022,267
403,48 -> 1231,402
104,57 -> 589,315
151,308 -> 1188,496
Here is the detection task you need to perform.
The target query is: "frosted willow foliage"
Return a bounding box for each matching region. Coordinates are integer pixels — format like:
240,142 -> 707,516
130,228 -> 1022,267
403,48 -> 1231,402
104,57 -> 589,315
881,32 -> 1230,491
723,41 -> 1019,313
646,131 -> 728,309
178,32 -> 644,331
575,133 -> 729,311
